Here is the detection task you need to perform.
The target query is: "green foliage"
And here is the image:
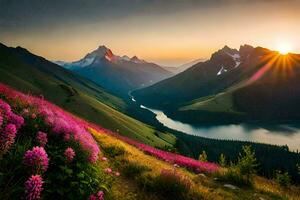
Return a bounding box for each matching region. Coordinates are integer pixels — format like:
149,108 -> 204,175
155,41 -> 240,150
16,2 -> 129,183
102,145 -> 125,158
236,145 -> 257,182
0,109 -> 110,199
198,151 -> 208,162
137,170 -> 201,200
122,161 -> 150,178
275,171 -> 291,187
214,167 -> 252,187
219,153 -> 226,167
214,146 -> 258,187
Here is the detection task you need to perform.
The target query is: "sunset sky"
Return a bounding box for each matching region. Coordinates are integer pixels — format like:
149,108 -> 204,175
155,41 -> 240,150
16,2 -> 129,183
1,0 -> 300,66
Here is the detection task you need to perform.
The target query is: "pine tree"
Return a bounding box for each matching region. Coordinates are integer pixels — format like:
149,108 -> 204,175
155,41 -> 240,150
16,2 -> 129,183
237,145 -> 258,183
219,153 -> 226,167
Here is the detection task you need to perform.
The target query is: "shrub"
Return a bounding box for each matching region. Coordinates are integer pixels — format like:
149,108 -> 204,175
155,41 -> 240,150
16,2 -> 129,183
140,169 -> 193,200
275,171 -> 291,187
219,153 -> 226,167
236,145 -> 257,182
198,151 -> 207,162
102,145 -> 125,158
122,161 -> 150,178
215,167 -> 251,186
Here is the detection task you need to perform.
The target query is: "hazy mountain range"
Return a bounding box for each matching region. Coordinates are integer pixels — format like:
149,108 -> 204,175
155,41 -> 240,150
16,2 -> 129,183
54,45 -> 173,96
163,58 -> 206,74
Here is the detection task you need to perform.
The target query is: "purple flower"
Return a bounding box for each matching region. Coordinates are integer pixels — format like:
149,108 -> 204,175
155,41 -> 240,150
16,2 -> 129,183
36,131 -> 47,147
24,175 -> 43,200
89,191 -> 104,200
0,124 -> 17,155
23,146 -> 49,173
64,147 -> 75,162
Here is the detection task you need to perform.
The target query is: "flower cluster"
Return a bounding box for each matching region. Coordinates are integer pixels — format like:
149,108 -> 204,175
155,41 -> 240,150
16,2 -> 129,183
64,147 -> 76,162
0,99 -> 24,156
90,126 -> 219,173
24,175 -> 44,200
36,131 -> 48,147
89,191 -> 104,200
23,146 -> 49,173
0,84 -> 100,163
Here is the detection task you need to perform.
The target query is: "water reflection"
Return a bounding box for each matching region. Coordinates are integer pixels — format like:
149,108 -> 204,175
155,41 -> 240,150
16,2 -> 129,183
140,105 -> 300,151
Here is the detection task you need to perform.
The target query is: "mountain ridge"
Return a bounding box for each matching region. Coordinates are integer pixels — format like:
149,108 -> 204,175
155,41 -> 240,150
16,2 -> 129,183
133,44 -> 300,124
54,45 -> 173,96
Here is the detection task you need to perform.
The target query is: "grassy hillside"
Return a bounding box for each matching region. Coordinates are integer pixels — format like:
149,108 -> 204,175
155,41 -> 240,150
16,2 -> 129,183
91,128 -> 300,200
0,43 -> 174,148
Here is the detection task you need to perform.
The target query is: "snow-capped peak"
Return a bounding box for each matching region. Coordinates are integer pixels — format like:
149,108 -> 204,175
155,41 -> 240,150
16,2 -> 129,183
121,55 -> 131,61
130,56 -> 146,64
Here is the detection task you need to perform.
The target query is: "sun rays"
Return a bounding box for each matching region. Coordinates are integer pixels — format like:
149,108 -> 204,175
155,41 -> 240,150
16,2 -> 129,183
249,51 -> 298,84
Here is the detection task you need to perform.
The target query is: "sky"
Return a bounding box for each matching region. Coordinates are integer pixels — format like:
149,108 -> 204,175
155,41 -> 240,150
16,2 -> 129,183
1,0 -> 300,66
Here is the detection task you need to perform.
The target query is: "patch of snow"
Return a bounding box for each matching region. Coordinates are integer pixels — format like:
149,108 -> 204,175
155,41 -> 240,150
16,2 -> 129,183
223,184 -> 239,190
234,61 -> 241,68
140,105 -> 147,109
226,53 -> 241,68
217,66 -> 227,76
121,55 -> 130,61
72,57 -> 95,68
131,97 -> 136,102
105,55 -> 112,61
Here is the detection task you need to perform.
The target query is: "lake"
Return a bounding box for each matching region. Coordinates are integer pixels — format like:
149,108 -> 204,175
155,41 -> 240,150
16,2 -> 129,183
138,103 -> 300,152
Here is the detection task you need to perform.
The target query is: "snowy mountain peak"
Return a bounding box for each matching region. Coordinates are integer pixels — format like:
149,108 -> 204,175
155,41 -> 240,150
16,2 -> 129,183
130,56 -> 146,64
121,55 -> 131,61
85,45 -> 114,60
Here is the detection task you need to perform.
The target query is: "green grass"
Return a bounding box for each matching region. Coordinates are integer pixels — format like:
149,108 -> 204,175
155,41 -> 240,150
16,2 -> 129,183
92,129 -> 300,200
0,45 -> 175,148
180,81 -> 249,114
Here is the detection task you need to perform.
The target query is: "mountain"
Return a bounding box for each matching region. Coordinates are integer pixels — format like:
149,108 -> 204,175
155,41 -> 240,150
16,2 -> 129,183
55,45 -> 173,96
0,43 -> 175,147
164,58 -> 205,74
133,44 -> 300,124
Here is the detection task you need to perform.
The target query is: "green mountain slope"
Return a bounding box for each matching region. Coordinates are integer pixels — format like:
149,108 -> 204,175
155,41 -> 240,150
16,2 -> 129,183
0,43 -> 175,148
134,45 -> 300,124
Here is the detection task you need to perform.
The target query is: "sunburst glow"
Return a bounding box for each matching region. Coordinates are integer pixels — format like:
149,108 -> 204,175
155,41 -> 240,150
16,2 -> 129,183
277,42 -> 292,55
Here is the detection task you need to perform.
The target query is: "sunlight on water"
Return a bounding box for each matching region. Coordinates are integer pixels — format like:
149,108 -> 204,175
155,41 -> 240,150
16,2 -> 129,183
140,105 -> 300,151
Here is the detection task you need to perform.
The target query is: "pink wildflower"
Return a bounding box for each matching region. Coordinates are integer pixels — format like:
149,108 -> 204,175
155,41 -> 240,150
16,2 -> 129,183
8,112 -> 24,129
23,146 -> 49,173
31,113 -> 37,119
0,99 -> 11,115
115,171 -> 120,176
0,124 -> 17,155
22,108 -> 29,115
36,131 -> 47,147
64,147 -> 76,162
89,191 -> 104,200
104,168 -> 112,174
0,114 -> 3,127
101,157 -> 107,161
24,175 -> 43,200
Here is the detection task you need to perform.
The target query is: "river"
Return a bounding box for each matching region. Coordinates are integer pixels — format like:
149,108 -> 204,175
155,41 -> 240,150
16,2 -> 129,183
130,95 -> 300,151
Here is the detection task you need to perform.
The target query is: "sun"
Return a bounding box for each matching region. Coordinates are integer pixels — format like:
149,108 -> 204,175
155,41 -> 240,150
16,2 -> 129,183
277,42 -> 292,55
